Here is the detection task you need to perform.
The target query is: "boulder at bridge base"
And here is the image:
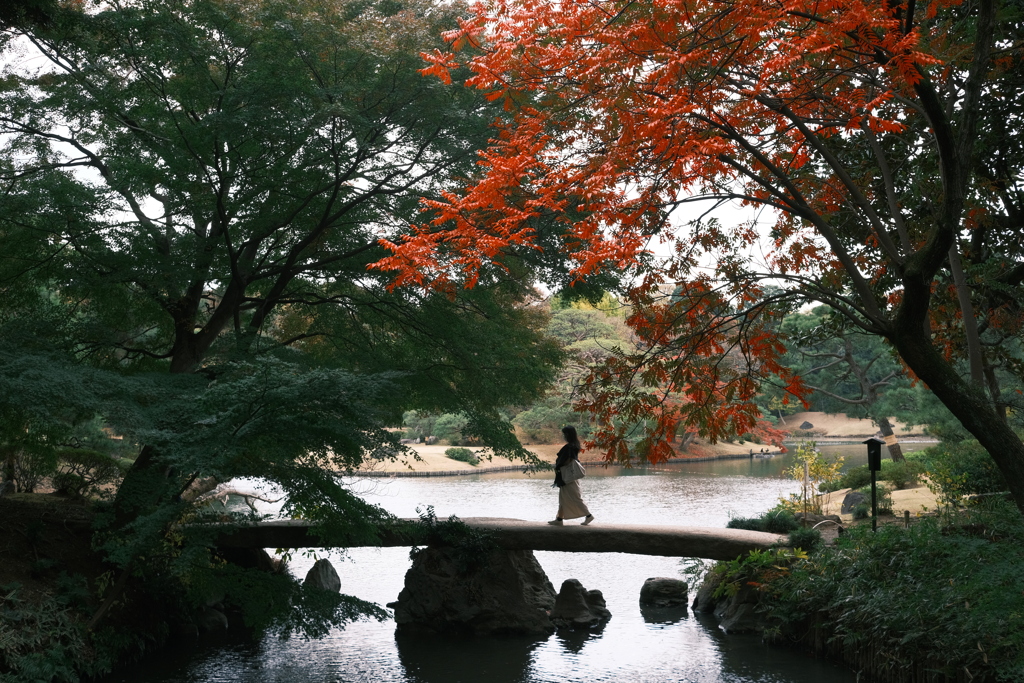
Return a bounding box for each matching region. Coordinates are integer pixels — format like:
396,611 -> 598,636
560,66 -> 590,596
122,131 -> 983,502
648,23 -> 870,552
388,546 -> 556,635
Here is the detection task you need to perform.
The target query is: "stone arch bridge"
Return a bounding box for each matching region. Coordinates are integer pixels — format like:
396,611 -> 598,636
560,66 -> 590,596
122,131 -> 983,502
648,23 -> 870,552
208,518 -> 787,561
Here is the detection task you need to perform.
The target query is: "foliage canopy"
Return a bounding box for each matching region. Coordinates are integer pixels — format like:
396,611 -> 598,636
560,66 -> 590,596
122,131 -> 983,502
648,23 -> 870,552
0,0 -> 563,643
379,0 -> 1024,511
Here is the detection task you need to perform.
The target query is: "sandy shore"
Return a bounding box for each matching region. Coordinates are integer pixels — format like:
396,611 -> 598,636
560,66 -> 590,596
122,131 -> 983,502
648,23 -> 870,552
819,484 -> 940,520
780,411 -> 928,439
356,438 -> 780,476
356,444 -> 561,476
355,412 -> 931,476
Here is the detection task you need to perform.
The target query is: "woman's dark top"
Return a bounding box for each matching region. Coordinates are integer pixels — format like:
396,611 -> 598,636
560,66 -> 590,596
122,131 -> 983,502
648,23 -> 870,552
553,443 -> 580,488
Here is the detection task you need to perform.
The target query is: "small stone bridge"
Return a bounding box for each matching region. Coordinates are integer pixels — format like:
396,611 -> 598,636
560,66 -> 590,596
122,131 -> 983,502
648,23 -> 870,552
206,518 -> 787,561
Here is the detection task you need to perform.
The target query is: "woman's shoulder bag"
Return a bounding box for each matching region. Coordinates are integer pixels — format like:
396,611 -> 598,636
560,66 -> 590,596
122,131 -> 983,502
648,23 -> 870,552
561,459 -> 586,484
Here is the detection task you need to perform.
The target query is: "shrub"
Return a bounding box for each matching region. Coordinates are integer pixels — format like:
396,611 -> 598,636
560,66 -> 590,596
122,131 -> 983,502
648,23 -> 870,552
5,449 -> 58,494
765,501 -> 1024,682
402,410 -> 436,442
52,448 -> 127,498
712,547 -> 809,599
444,447 -> 479,466
828,464 -> 872,492
727,508 -> 799,533
0,582 -> 89,683
880,458 -> 923,490
823,458 -> 924,494
921,440 -> 1008,500
787,527 -> 823,552
778,442 -> 844,512
511,403 -> 575,442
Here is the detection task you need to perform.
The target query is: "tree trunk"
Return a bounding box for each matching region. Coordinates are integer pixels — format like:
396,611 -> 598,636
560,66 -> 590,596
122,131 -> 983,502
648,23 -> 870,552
875,417 -> 905,462
115,337 -> 204,519
984,364 -> 1007,424
679,431 -> 697,452
891,322 -> 1024,514
2,448 -> 17,492
948,245 -> 986,391
112,444 -> 178,524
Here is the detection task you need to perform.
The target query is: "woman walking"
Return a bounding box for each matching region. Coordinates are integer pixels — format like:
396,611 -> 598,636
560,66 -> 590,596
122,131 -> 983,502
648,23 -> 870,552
548,425 -> 594,526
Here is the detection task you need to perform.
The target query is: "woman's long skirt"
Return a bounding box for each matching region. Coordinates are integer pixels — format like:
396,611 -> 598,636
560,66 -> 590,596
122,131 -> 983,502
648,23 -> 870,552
557,480 -> 591,520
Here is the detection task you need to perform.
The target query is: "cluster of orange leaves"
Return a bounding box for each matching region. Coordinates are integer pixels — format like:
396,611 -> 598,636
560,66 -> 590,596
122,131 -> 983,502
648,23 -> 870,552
371,0 -> 962,462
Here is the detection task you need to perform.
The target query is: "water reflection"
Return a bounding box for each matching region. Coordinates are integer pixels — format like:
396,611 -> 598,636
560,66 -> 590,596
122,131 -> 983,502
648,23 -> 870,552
395,631 -> 540,683
640,604 -> 689,626
554,627 -> 602,654
691,612 -> 854,683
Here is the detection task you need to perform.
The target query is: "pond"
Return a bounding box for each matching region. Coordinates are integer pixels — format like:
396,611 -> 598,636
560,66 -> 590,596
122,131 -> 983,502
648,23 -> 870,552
102,443 -> 929,683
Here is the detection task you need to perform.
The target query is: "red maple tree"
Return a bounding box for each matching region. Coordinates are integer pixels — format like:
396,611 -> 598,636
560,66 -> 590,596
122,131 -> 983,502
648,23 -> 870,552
373,0 -> 1024,512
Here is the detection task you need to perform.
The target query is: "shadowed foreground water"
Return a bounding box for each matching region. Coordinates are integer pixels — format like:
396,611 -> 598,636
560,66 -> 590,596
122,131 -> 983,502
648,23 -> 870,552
104,445 -> 924,683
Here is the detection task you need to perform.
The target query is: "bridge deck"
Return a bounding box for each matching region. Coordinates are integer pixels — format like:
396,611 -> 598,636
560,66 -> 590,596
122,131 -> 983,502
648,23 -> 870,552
206,518 -> 787,561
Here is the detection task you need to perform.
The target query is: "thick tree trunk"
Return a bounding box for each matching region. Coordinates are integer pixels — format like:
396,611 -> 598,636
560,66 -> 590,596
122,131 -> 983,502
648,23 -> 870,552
112,444 -> 179,524
116,335 -> 206,518
891,322 -> 1024,514
874,417 -> 905,462
2,448 -> 17,492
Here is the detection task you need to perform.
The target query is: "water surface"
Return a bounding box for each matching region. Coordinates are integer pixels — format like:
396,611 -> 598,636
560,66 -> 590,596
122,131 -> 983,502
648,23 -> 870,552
104,444 -> 927,682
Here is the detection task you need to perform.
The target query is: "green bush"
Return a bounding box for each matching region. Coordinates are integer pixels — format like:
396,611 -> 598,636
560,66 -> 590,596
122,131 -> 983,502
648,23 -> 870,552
921,440 -> 1008,499
881,458 -> 923,490
727,508 -> 799,533
5,449 -> 59,494
765,501 -> 1024,682
444,447 -> 479,466
787,527 -> 823,552
711,547 -> 809,600
52,448 -> 127,498
0,580 -> 93,683
829,464 -> 873,492
822,458 -> 924,493
511,403 -> 578,441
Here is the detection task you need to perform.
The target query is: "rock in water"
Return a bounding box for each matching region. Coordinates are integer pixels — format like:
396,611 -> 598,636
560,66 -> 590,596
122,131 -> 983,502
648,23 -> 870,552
389,547 -> 556,636
549,579 -> 612,630
713,583 -> 766,634
692,568 -> 724,613
197,606 -> 229,633
639,577 -> 689,608
305,558 -> 341,593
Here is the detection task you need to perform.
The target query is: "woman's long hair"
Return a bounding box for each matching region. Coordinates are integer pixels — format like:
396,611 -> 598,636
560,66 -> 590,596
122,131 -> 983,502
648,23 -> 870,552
561,425 -> 581,450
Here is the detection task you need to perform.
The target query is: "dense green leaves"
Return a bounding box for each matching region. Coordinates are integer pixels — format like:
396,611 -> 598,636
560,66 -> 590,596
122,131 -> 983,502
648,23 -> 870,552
767,504 -> 1024,682
0,0 -> 564,653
